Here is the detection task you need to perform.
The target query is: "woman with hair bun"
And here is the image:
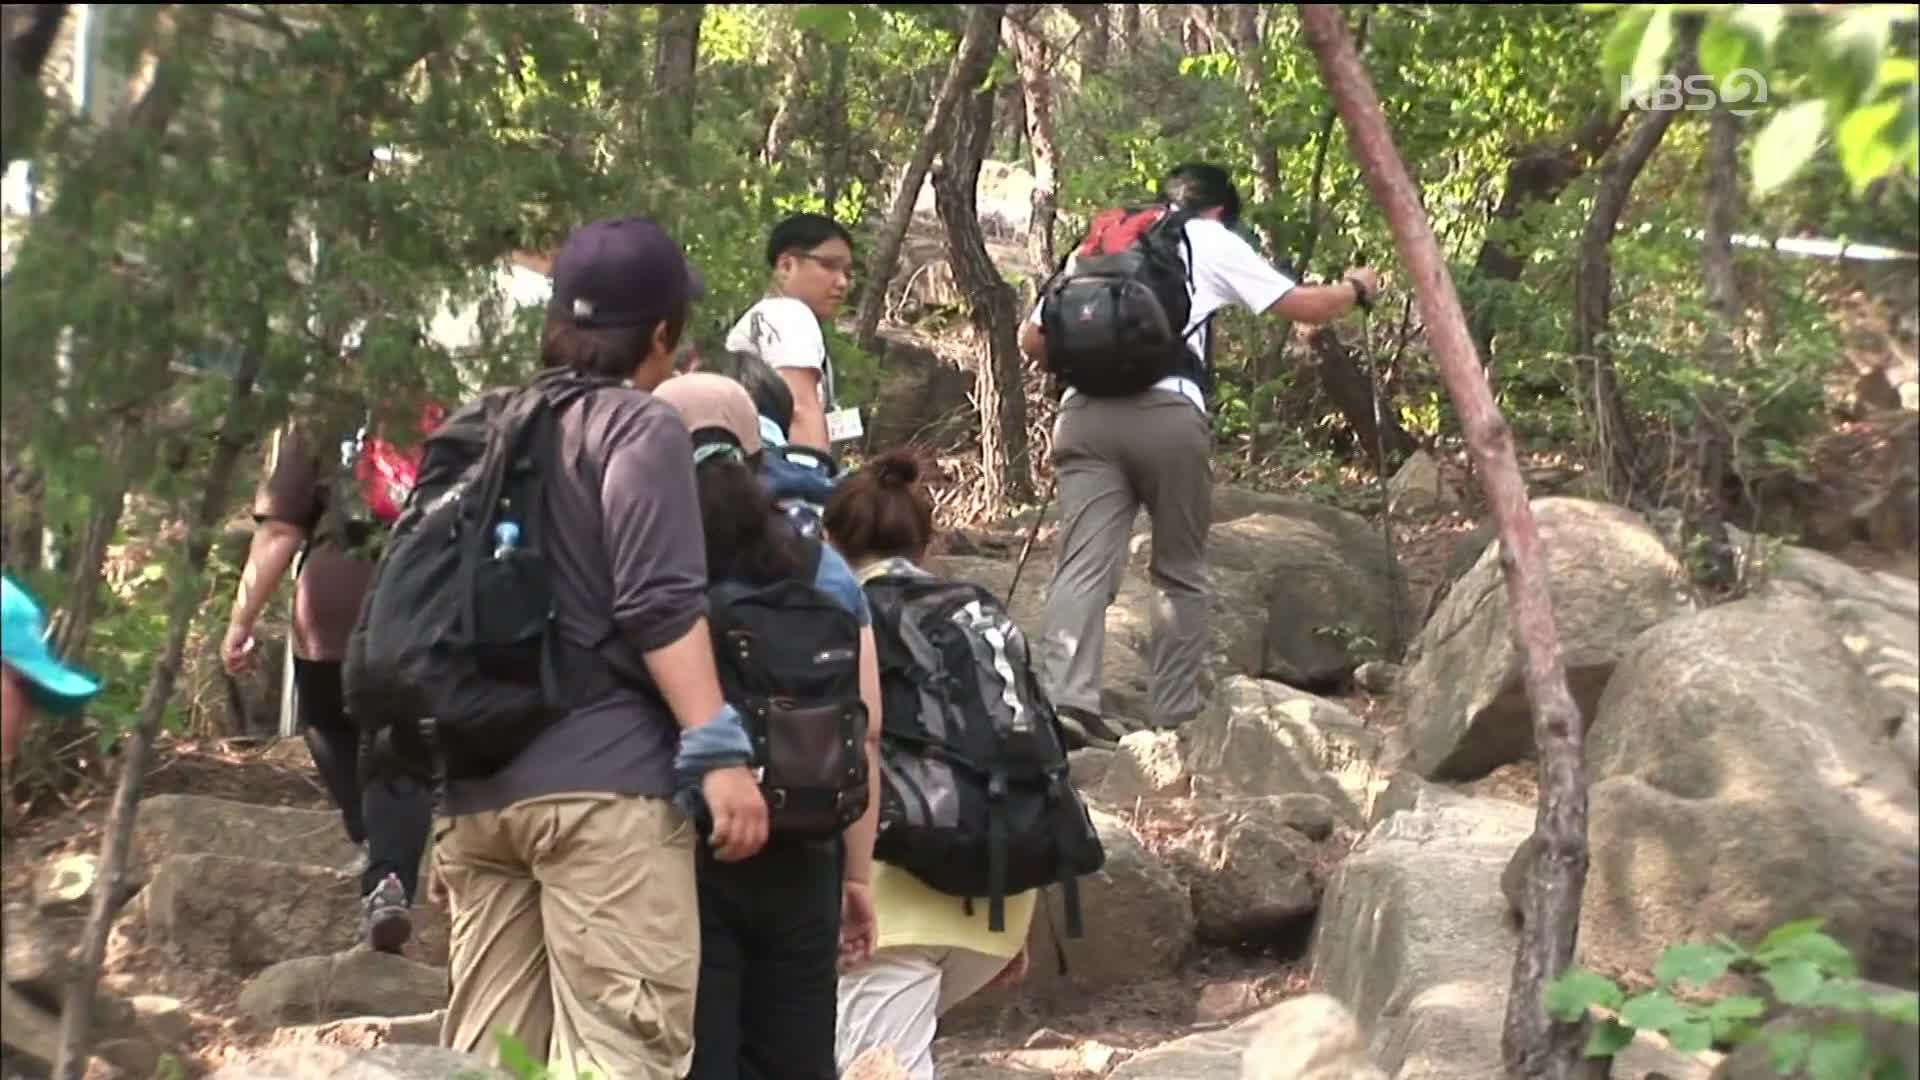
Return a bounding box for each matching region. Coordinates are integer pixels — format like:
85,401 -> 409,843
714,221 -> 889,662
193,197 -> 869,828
823,448 -> 1035,1080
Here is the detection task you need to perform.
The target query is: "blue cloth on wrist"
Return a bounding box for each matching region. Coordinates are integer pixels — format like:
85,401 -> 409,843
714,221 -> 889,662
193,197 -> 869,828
673,703 -> 754,794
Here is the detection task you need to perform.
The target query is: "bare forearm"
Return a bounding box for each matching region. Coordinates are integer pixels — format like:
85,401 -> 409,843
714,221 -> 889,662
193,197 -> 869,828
229,522 -> 304,630
789,400 -> 830,452
845,628 -> 884,884
641,616 -> 729,731
1267,281 -> 1364,324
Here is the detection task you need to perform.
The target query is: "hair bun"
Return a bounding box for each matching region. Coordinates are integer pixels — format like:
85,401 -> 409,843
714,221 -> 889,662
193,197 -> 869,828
873,450 -> 921,490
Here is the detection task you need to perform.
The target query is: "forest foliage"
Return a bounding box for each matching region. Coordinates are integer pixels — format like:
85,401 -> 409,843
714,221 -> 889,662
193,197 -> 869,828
0,0 -> 1913,767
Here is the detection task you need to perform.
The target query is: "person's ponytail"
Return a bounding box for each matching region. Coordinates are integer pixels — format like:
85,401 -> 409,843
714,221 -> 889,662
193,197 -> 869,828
823,448 -> 936,565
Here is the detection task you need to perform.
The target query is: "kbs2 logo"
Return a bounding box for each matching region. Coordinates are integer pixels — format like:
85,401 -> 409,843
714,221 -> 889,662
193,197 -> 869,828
1620,69 -> 1769,117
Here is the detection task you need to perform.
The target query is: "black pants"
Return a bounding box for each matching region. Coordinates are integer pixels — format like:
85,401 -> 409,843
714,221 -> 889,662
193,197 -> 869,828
689,833 -> 844,1080
294,658 -> 433,901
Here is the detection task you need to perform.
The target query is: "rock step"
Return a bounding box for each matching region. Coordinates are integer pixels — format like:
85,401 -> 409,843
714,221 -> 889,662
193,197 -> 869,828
133,793 -> 362,878
241,951 -> 448,1031
114,853 -> 452,976
210,1044 -> 503,1079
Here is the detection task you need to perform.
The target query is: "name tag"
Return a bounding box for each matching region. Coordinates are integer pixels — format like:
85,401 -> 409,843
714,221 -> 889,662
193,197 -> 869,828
826,406 -> 864,443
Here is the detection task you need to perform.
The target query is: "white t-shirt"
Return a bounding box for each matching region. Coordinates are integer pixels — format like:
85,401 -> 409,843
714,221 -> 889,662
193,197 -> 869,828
1028,215 -> 1295,414
725,296 -> 835,410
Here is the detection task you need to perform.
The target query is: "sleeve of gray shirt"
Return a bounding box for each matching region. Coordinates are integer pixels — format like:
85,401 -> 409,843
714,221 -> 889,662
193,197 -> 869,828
598,394 -> 710,654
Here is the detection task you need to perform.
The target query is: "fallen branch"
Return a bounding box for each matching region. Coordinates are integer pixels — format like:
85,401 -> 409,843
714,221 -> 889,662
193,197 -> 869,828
1296,6 -> 1599,1079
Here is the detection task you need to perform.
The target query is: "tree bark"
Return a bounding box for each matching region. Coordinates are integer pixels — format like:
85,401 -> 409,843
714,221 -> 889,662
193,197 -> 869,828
1297,8 -> 1599,1079
1692,100 -> 1743,557
1309,324 -> 1416,465
1118,4 -> 1141,59
0,3 -> 67,167
853,2 -> 1008,352
1066,3 -> 1107,72
0,4 -> 206,369
936,79 -> 1033,506
1006,5 -> 1058,273
52,349 -> 262,1080
1471,108 -> 1628,360
820,39 -> 850,213
648,4 -> 703,189
1224,2 -> 1282,257
1571,23 -> 1695,503
762,26 -> 802,170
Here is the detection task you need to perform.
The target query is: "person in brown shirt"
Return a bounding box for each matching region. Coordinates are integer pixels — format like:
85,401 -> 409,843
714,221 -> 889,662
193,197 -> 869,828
222,413 -> 432,954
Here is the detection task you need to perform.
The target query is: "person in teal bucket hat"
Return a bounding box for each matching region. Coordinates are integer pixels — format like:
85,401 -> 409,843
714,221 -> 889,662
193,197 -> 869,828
2,574 -> 103,769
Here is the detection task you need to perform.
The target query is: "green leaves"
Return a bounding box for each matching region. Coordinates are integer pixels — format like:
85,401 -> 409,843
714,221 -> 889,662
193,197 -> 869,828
1753,99 -> 1829,196
1754,917 -> 1858,977
1654,941 -> 1739,989
1602,5 -> 1674,102
1546,917 -> 1917,1069
1593,4 -> 1918,198
1545,967 -> 1624,1021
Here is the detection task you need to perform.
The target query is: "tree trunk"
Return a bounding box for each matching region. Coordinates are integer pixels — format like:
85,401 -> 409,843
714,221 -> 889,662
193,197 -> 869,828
1245,9 -> 1366,464
1309,325 -> 1416,465
0,3 -> 68,168
936,81 -> 1033,506
1297,8 -> 1599,1079
1571,21 -> 1695,503
1066,3 -> 1108,71
52,351 -> 262,1080
1118,4 -> 1141,59
1471,108 -> 1629,359
853,2 -> 1008,352
1224,2 -> 1282,256
0,4 -> 206,372
1692,100 -> 1743,561
1007,5 -> 1058,273
762,31 -> 802,169
2,455 -> 45,574
648,4 -> 703,189
820,39 -> 850,214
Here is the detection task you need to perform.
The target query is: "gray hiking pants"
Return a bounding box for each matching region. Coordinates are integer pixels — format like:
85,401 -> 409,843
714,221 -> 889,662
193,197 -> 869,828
1038,388 -> 1212,728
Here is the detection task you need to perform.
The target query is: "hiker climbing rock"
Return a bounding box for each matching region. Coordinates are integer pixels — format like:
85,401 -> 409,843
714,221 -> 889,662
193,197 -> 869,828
1020,162 -> 1382,748
223,403 -> 438,954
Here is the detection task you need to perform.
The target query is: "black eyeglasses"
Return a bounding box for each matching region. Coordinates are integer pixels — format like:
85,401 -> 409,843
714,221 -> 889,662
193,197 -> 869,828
796,252 -> 855,277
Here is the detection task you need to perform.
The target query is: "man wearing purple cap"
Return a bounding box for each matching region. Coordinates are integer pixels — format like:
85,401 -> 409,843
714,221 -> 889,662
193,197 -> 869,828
432,216 -> 769,1080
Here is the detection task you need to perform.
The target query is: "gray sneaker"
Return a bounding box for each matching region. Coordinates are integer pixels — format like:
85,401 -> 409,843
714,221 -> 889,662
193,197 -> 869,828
360,872 -> 412,954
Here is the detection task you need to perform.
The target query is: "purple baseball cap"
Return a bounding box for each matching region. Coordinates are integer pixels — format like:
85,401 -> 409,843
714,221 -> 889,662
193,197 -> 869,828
547,216 -> 705,329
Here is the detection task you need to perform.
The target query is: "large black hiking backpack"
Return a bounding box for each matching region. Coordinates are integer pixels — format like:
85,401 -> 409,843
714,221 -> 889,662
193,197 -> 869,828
342,368 -> 635,781
863,571 -> 1106,936
708,538 -> 871,838
1037,204 -> 1206,399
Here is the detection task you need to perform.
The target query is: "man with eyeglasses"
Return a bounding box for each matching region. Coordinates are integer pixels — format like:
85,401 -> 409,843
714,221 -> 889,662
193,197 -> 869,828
724,212 -> 860,455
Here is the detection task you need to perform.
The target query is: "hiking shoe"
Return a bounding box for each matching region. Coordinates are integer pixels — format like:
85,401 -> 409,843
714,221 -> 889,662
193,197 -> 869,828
360,872 -> 412,954
1057,707 -> 1122,751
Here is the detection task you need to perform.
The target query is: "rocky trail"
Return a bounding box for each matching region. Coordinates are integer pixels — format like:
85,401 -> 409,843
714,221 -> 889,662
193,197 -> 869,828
4,474 -> 1916,1079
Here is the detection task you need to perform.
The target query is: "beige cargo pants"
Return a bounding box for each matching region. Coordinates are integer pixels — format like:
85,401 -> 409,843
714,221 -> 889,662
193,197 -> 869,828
435,793 -> 699,1080
1037,388 -> 1213,729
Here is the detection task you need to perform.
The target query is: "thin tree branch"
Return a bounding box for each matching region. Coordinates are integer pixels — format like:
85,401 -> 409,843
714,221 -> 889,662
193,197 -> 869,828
1297,7 -> 1602,1079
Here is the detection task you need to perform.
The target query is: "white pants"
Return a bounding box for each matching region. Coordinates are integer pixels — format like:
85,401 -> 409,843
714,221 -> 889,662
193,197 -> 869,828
835,946 -> 1011,1079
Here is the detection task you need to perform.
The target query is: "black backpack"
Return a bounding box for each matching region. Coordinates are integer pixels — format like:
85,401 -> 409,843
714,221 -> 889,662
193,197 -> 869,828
342,367 -> 640,781
1037,204 -> 1209,398
863,570 -> 1106,936
708,537 -> 870,838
